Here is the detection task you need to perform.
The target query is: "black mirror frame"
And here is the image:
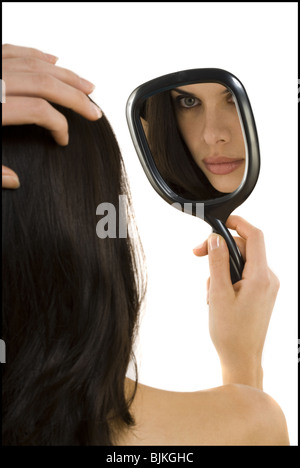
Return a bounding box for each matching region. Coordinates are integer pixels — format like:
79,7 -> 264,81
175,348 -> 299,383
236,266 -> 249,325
126,68 -> 260,222
126,68 -> 260,283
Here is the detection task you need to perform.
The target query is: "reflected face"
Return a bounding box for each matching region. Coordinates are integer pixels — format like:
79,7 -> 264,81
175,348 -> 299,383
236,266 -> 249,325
170,83 -> 246,193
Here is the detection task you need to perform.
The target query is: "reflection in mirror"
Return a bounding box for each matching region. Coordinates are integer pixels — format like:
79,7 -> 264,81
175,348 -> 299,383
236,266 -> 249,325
140,83 -> 247,201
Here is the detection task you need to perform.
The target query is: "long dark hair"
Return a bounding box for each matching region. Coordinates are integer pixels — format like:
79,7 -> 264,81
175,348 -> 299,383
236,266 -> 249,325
144,91 -> 224,200
2,104 -> 146,445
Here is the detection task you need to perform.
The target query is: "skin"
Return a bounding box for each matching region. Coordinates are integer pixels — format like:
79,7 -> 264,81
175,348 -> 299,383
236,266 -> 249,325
2,45 -> 289,445
116,379 -> 289,446
170,83 -> 246,193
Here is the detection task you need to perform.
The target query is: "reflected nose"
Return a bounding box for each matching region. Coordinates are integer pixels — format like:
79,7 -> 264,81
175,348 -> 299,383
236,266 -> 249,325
201,110 -> 230,146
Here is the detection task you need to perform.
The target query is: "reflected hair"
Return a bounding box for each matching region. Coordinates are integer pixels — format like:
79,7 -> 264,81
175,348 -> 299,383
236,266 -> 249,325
2,103 -> 146,446
144,92 -> 224,200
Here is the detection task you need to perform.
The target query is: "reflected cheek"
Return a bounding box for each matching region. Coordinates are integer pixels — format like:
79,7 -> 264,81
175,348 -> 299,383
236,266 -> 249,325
178,124 -> 203,158
238,139 -> 246,158
232,123 -> 246,156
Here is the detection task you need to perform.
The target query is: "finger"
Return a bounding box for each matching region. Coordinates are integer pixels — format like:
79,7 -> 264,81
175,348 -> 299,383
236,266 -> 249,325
193,236 -> 246,260
225,215 -> 268,276
207,234 -> 234,295
3,71 -> 102,121
3,96 -> 69,146
193,239 -> 208,257
3,57 -> 96,95
2,165 -> 20,189
2,43 -> 58,64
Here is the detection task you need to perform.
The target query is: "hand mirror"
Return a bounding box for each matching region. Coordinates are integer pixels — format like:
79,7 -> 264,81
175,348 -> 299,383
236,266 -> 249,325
126,69 -> 260,284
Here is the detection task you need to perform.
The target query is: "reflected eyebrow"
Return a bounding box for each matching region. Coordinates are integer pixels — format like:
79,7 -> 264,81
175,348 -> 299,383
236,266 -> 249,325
171,86 -> 232,97
171,88 -> 196,97
221,88 -> 232,95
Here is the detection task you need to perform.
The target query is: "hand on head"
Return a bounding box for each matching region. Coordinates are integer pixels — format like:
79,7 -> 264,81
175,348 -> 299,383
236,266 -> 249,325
2,43 -> 102,189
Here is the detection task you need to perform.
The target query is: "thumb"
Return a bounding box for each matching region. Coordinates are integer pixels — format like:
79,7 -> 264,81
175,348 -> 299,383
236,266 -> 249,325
208,234 -> 232,293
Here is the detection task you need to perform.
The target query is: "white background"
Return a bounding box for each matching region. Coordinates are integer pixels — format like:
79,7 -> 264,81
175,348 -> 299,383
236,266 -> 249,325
2,2 -> 298,445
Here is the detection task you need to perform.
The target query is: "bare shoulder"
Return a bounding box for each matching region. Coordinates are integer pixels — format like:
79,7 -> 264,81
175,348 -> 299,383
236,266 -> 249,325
115,379 -> 289,446
214,383 -> 290,446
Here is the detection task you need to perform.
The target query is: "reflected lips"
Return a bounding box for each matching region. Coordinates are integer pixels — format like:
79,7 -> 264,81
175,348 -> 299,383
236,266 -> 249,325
203,157 -> 244,175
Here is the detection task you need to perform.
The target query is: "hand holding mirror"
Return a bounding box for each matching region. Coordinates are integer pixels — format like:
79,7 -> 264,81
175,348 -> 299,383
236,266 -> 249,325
126,69 -> 260,284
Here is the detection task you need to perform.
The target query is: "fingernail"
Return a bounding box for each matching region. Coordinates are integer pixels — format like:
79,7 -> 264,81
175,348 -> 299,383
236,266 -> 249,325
80,77 -> 96,93
91,102 -> 102,119
208,234 -> 220,250
2,175 -> 20,189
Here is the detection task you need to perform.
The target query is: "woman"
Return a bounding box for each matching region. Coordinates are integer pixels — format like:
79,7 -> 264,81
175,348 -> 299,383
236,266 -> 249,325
2,44 -> 289,446
143,82 -> 245,200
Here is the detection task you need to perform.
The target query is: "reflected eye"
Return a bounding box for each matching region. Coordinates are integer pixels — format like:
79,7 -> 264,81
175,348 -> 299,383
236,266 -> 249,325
176,96 -> 201,109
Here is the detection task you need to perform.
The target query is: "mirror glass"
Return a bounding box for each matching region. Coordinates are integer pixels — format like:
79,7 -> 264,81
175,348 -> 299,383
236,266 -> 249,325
140,82 -> 247,201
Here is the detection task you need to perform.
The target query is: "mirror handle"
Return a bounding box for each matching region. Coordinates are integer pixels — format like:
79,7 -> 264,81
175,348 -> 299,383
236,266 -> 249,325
228,243 -> 244,284
211,222 -> 244,284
